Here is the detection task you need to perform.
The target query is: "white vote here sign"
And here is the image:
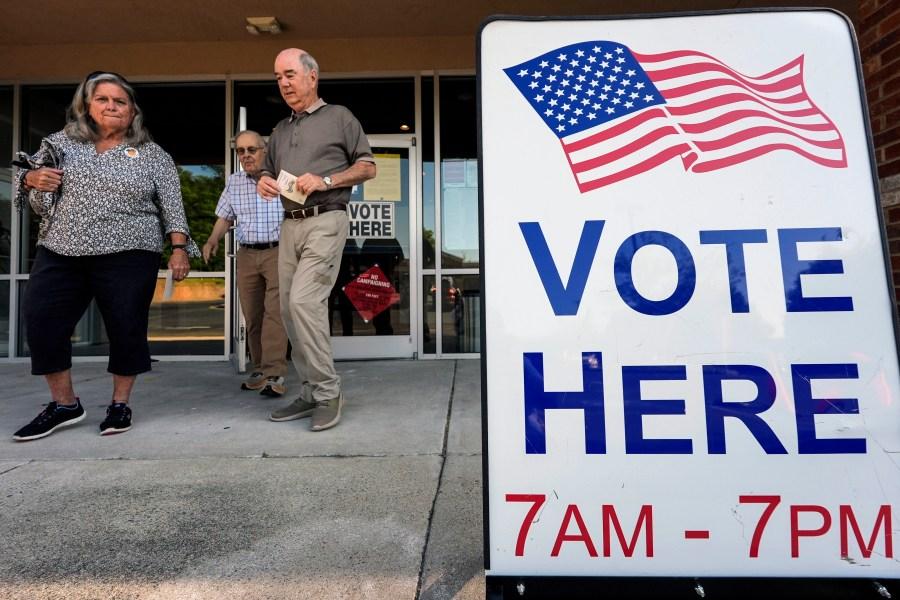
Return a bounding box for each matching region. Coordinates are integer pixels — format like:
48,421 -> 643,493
480,10 -> 900,579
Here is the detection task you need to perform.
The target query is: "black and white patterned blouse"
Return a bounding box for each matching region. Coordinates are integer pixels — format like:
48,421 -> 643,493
14,130 -> 199,257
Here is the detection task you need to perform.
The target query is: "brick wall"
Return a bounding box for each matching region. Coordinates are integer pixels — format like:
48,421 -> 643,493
860,0 -> 900,303
885,185 -> 900,306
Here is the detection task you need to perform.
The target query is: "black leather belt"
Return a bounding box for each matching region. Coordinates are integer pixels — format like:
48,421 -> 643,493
241,241 -> 279,249
283,204 -> 347,220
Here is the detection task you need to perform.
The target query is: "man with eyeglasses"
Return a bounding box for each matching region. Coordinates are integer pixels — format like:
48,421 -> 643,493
203,130 -> 288,397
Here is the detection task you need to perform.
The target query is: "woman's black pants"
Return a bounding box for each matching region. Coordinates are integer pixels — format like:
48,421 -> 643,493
24,247 -> 160,376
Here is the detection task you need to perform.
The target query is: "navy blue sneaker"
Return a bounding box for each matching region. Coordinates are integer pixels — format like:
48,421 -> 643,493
13,399 -> 86,441
99,403 -> 132,436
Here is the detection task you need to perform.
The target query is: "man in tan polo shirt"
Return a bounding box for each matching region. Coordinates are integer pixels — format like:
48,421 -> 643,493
257,48 -> 376,431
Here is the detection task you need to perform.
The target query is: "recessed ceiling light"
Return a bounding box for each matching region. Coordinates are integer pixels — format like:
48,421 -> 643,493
246,16 -> 282,35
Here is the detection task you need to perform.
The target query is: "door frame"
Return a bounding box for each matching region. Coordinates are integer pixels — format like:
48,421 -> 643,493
332,134 -> 419,359
228,107 -> 249,371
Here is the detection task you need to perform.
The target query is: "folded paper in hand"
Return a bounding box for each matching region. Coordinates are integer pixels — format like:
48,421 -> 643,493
277,170 -> 308,204
163,269 -> 174,301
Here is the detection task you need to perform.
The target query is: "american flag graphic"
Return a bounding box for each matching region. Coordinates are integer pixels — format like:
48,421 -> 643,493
504,41 -> 847,192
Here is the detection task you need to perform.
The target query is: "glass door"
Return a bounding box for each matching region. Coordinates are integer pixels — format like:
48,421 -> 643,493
331,135 -> 418,359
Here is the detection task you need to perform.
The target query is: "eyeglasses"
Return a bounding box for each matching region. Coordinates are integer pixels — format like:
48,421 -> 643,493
236,146 -> 263,155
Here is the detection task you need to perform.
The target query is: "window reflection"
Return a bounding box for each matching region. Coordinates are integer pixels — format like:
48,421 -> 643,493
0,281 -> 7,357
149,276 -> 225,355
135,82 -> 225,274
423,275 -> 436,354
439,274 -> 480,354
0,167 -> 10,274
423,162 -> 436,269
19,85 -> 75,274
441,159 -> 479,267
173,165 -> 225,272
0,86 -> 12,275
439,77 -> 479,268
234,78 -> 415,139
422,77 -> 436,270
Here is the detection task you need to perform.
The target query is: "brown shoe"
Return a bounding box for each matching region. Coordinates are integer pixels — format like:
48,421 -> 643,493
310,393 -> 343,431
241,371 -> 266,391
259,376 -> 286,397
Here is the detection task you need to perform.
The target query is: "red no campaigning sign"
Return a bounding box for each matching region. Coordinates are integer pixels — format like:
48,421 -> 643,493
343,265 -> 400,322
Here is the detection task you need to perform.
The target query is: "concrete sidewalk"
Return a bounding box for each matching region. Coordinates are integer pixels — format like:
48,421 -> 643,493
0,359 -> 485,600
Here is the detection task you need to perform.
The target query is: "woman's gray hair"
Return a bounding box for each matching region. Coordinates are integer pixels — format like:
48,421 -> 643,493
64,73 -> 151,145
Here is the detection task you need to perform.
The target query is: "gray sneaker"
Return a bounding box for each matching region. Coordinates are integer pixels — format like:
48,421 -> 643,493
241,371 -> 266,391
311,393 -> 343,431
269,397 -> 316,421
269,381 -> 313,422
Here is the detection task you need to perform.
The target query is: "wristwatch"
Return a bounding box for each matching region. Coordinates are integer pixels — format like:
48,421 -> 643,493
171,243 -> 187,253
322,175 -> 333,190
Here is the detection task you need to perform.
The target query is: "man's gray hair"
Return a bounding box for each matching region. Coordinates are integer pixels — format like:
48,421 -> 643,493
298,51 -> 319,76
64,73 -> 151,146
234,130 -> 266,147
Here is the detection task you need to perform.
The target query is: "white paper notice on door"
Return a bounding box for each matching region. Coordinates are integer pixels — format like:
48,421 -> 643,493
364,154 -> 402,201
277,170 -> 308,204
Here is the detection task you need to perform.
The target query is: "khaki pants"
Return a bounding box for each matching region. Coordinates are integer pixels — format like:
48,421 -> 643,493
236,246 -> 288,377
278,210 -> 348,402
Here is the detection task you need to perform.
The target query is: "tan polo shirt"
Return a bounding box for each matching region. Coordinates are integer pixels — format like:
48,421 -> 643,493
260,99 -> 375,211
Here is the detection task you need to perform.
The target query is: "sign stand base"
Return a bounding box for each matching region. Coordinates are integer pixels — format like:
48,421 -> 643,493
485,576 -> 899,599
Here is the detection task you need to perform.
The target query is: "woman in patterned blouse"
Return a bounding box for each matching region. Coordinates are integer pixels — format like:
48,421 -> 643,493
12,71 -> 199,442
